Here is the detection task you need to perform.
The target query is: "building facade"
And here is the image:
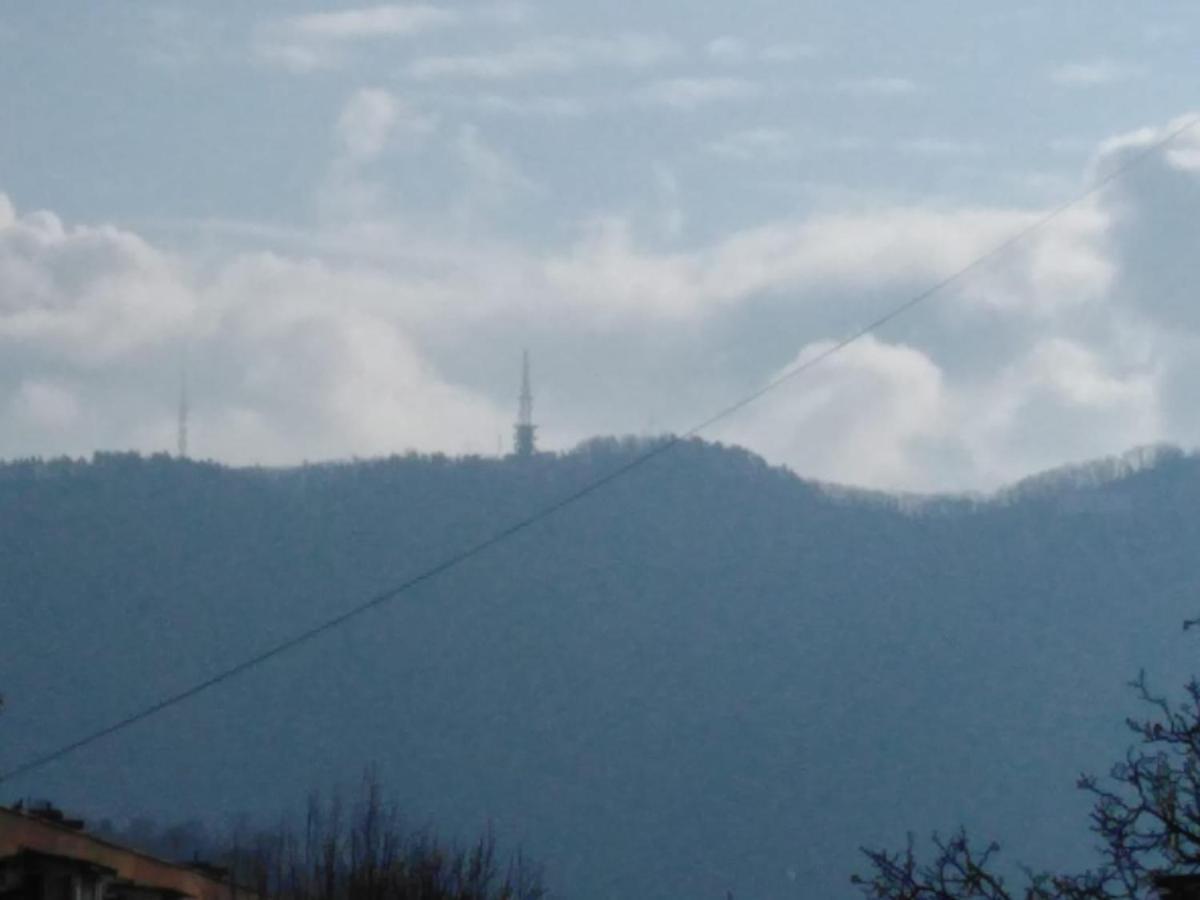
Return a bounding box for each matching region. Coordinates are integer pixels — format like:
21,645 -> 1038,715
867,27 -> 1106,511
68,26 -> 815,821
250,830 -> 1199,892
0,806 -> 245,900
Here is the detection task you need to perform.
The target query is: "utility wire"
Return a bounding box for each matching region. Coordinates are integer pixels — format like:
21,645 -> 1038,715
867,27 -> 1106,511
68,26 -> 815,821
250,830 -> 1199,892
2,114 -> 1196,787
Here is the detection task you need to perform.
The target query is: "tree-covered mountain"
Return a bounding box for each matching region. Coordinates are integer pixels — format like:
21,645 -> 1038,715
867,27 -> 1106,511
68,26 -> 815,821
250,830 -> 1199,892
3,439 -> 1200,899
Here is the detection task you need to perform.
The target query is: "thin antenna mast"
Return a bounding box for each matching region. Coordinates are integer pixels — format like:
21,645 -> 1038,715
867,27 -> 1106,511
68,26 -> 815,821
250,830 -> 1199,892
513,350 -> 536,457
177,367 -> 189,459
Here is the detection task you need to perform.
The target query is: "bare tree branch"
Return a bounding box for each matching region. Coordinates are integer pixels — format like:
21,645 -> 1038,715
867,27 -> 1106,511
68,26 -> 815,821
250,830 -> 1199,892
853,630 -> 1200,900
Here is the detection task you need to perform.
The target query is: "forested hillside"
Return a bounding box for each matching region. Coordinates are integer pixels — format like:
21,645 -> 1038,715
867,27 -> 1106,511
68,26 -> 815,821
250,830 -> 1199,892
3,439 -> 1200,899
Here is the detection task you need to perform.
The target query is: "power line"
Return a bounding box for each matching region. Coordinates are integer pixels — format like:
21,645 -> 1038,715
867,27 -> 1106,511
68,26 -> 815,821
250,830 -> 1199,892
2,114 -> 1196,787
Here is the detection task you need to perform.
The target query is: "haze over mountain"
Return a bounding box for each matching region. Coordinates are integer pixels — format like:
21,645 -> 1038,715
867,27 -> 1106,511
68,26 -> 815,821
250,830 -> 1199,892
3,438 -> 1199,898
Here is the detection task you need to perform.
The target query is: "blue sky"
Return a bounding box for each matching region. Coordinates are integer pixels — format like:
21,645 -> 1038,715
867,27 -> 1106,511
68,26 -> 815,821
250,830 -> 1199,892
1,3 -> 1198,489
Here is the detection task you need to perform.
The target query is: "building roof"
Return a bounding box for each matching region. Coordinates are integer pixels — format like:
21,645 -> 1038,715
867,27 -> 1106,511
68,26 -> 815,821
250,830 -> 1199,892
0,806 -> 250,900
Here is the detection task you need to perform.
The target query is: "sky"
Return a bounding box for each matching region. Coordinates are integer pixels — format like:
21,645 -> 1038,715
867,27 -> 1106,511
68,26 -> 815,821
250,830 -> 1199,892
1,1 -> 1199,491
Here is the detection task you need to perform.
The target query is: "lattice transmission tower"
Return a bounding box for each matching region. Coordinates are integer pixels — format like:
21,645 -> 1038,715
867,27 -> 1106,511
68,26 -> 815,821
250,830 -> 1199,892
513,350 -> 536,457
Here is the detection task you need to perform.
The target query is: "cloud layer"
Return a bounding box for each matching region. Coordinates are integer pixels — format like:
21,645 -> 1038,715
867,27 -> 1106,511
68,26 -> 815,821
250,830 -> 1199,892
2,105 -> 1199,492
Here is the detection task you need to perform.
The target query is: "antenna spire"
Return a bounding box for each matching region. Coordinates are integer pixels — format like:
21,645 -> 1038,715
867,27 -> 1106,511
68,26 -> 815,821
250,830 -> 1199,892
177,366 -> 189,459
514,350 -> 536,457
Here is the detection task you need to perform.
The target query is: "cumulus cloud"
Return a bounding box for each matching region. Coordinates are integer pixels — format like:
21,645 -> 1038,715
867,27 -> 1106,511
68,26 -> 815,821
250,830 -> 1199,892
0,182 -> 1121,486
0,208 -> 193,364
195,253 -> 507,460
5,113 -> 1200,491
722,336 -> 948,488
0,196 -> 506,463
976,338 -> 1161,473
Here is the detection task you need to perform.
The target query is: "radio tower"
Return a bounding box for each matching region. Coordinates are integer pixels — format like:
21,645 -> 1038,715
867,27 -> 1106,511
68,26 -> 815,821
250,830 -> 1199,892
177,367 -> 189,459
514,350 -> 536,457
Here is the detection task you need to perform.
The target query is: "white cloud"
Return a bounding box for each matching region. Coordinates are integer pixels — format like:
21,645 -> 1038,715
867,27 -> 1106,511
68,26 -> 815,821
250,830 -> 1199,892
529,204 -> 1107,334
837,76 -> 919,96
6,113 -> 1200,491
319,89 -> 437,221
256,4 -> 465,72
1093,114 -> 1200,179
760,42 -> 817,63
409,44 -> 563,80
704,37 -> 815,65
407,34 -> 680,80
254,41 -> 334,73
477,2 -> 531,26
0,197 -> 508,462
1089,115 -> 1200,331
707,128 -> 796,161
637,77 -> 761,110
453,124 -> 537,200
196,254 -> 506,460
1050,60 -> 1146,87
724,336 -> 948,488
12,380 -> 81,431
706,131 -> 876,162
287,5 -> 459,40
963,339 -> 1161,482
336,89 -> 398,163
897,138 -> 987,158
706,37 -> 748,64
336,88 -> 435,163
1143,23 -> 1188,45
541,218 -> 699,321
0,161 -> 1122,486
0,206 -> 193,364
464,93 -> 588,118
653,164 -> 685,239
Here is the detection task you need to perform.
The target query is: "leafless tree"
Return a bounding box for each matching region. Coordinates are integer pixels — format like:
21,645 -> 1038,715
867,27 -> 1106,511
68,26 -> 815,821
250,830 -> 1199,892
227,771 -> 545,900
852,658 -> 1200,898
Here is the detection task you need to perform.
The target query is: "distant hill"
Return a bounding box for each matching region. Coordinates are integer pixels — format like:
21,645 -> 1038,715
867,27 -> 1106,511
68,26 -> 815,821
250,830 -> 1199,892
3,438 -> 1200,899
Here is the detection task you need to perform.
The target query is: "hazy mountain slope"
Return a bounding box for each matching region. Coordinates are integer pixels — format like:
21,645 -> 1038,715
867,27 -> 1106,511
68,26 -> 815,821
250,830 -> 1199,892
3,439 -> 1200,899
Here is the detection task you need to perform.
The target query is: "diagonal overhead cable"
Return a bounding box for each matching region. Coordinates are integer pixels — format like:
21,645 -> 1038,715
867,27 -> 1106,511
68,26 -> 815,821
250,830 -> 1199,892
2,114 -> 1197,787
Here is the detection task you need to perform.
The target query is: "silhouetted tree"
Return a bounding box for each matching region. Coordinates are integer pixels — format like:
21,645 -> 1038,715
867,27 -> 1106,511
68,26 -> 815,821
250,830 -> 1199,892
227,772 -> 546,900
853,659 -> 1200,899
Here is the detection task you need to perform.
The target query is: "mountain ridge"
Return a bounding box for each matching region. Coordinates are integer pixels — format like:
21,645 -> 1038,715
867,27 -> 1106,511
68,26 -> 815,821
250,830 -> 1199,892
3,437 -> 1200,899
3,435 -> 1193,506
